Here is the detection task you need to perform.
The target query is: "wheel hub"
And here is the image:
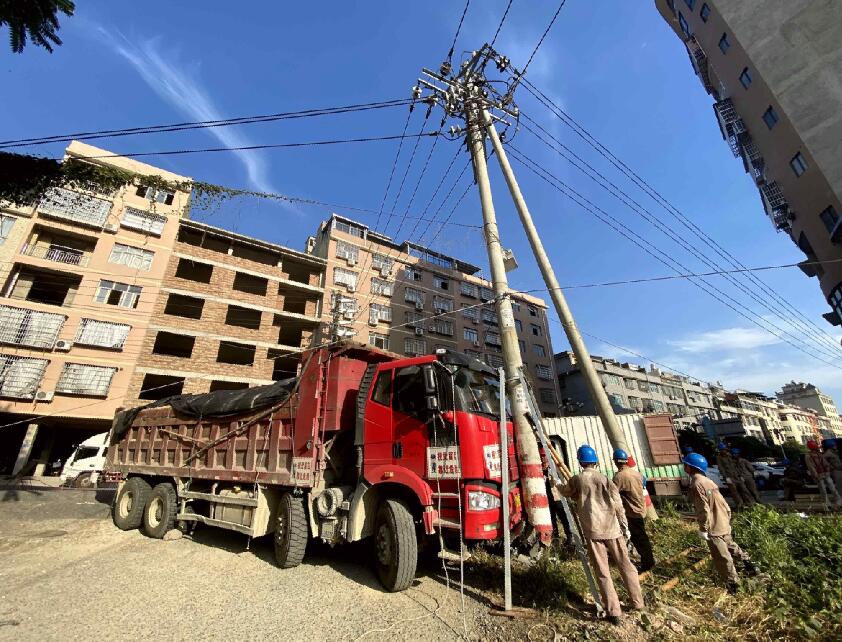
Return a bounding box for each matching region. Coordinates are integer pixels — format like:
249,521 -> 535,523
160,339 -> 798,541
375,524 -> 392,565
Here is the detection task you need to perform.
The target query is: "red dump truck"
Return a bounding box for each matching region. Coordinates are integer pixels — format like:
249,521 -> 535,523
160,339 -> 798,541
105,342 -> 523,591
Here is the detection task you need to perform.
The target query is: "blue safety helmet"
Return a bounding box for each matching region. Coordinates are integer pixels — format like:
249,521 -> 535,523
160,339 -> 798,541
782,458 -> 792,466
717,442 -> 728,450
822,438 -> 837,450
683,446 -> 694,454
731,447 -> 741,456
613,448 -> 629,462
577,444 -> 598,464
683,452 -> 708,474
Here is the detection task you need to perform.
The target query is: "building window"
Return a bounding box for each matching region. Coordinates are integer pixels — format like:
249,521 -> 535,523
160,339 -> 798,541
370,303 -> 392,323
75,319 -> 131,349
0,214 -> 16,245
432,296 -> 453,313
678,12 -> 690,37
482,309 -> 498,325
369,332 -> 390,350
819,206 -> 840,236
0,305 -> 65,348
829,284 -> 842,319
334,219 -> 365,238
430,319 -> 453,336
536,364 -> 552,380
405,310 -> 423,327
486,353 -> 504,369
602,374 -> 621,387
653,400 -> 665,412
433,275 -> 449,290
370,277 -> 393,297
333,267 -> 358,290
0,354 -> 49,398
609,394 -> 626,408
518,339 -> 526,354
164,293 -> 204,319
637,380 -> 649,392
485,331 -> 501,346
108,243 -> 154,271
335,240 -> 359,263
528,306 -> 537,317
175,259 -> 213,283
762,106 -> 779,130
122,207 -> 167,235
539,389 -> 556,405
461,282 -> 478,298
404,266 -> 422,281
464,328 -> 478,343
624,379 -> 635,390
461,305 -> 479,321
404,337 -> 426,355
405,287 -> 424,305
533,344 -> 546,358
531,324 -> 542,337
789,152 -> 808,177
683,0 -> 695,8
56,363 -> 117,396
136,185 -> 174,205
95,280 -> 141,309
216,341 -> 256,366
232,272 -> 267,296
480,287 -> 493,301
333,294 -> 357,314
511,301 -> 521,312
718,33 -> 730,53
739,67 -> 752,89
700,2 -> 710,21
371,253 -> 394,272
515,319 -> 522,332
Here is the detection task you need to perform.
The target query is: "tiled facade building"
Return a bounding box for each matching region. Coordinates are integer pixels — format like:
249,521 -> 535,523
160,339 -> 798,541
777,381 -> 842,438
308,215 -> 561,416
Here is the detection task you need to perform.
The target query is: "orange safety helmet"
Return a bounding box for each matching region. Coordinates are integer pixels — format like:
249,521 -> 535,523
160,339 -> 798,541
807,440 -> 819,451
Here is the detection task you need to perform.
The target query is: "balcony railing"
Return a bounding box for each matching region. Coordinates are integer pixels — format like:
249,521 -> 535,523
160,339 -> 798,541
21,243 -> 90,267
0,354 -> 49,399
0,304 -> 66,348
713,99 -> 747,158
38,187 -> 112,228
686,37 -> 714,95
739,137 -> 765,183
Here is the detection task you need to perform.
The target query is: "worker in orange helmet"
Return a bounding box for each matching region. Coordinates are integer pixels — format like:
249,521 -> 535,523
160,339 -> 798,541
806,440 -> 842,509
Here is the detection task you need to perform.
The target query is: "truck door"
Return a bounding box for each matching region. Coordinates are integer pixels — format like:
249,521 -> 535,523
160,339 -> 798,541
364,368 -> 393,467
391,365 -> 432,478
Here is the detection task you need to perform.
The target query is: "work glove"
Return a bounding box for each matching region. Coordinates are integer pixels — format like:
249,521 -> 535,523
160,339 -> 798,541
698,530 -> 710,541
622,525 -> 632,543
724,477 -> 731,483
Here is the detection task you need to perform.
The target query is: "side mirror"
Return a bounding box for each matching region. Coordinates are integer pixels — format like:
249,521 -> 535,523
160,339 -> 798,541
422,365 -> 437,395
426,396 -> 439,411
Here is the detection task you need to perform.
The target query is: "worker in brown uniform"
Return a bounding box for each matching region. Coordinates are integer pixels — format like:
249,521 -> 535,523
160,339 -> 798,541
560,444 -> 644,624
806,440 -> 842,508
732,448 -> 761,504
611,448 -> 655,572
716,443 -> 754,509
683,452 -> 757,594
823,439 -> 842,498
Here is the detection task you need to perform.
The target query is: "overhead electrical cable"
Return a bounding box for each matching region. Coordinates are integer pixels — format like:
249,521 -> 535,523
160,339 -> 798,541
448,0 -> 471,61
519,0 -> 567,78
490,0 -> 514,47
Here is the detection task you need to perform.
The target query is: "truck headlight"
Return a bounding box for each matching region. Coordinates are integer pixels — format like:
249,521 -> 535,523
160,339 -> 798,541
467,490 -> 501,511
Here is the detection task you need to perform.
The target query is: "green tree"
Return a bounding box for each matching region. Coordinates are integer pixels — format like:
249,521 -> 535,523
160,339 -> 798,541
1,0 -> 75,54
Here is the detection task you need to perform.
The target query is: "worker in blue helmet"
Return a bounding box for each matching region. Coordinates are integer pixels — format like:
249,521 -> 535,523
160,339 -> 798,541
732,448 -> 762,504
716,442 -> 754,509
822,438 -> 842,497
560,444 -> 644,623
683,452 -> 757,594
611,448 -> 654,572
683,446 -> 694,455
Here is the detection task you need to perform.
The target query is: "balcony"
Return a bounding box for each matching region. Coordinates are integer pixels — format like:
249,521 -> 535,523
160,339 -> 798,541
38,187 -> 112,229
0,354 -> 49,399
0,304 -> 66,349
713,99 -> 747,158
759,182 -> 794,233
685,37 -> 715,95
21,243 -> 90,267
3,265 -> 83,307
739,136 -> 765,183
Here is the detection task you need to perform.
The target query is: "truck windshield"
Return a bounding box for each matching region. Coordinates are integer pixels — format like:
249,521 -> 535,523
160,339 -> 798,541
447,366 -> 502,417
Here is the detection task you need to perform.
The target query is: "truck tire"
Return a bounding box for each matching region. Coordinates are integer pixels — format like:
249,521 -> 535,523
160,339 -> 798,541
142,483 -> 178,539
274,493 -> 308,568
374,498 -> 417,592
112,477 -> 151,531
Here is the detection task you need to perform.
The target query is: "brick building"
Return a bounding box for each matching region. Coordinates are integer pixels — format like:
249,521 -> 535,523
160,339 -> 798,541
308,215 -> 561,416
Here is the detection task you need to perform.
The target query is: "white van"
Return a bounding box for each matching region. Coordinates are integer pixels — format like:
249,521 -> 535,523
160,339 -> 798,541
60,432 -> 109,487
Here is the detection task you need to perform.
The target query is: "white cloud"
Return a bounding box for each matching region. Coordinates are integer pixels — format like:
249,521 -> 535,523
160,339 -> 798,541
667,326 -> 782,353
91,25 -> 277,195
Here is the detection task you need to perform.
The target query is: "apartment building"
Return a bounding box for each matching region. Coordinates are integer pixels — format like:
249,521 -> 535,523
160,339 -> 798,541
777,380 -> 842,437
308,215 -> 561,416
778,404 -> 822,445
123,220 -> 325,404
554,351 -> 721,430
0,141 -> 190,474
655,1 -> 842,326
716,391 -> 785,444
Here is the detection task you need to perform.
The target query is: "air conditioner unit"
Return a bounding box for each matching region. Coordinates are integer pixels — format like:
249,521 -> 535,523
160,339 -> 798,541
35,390 -> 54,402
368,318 -> 378,327
346,257 -> 357,266
343,311 -> 355,320
415,301 -> 423,310
415,327 -> 424,336
346,284 -> 356,293
54,340 -> 73,351
103,222 -> 119,233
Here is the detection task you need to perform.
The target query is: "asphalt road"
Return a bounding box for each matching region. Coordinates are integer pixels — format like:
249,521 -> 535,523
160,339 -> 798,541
0,488 -> 497,642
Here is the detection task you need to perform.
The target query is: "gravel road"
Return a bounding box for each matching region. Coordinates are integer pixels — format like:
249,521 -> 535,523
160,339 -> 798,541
0,488 -> 498,641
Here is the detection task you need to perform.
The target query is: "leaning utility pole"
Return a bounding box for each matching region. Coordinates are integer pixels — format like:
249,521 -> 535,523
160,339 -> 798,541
484,112 -> 630,454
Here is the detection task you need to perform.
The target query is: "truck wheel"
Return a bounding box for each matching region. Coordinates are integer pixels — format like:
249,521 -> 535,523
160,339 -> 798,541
112,477 -> 151,531
374,498 -> 417,592
142,483 -> 178,539
275,493 -> 308,568
73,472 -> 94,489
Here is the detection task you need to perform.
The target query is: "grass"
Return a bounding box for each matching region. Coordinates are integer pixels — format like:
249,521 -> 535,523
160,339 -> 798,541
463,504 -> 842,641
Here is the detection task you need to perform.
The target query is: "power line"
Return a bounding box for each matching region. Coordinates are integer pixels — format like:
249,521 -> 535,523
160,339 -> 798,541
490,0 -> 514,47
68,132 -> 441,161
520,78 -> 842,356
448,0 -> 471,61
0,99 -> 415,149
520,0 -> 567,78
373,106 -> 416,233
506,144 -> 842,371
517,114 -> 842,362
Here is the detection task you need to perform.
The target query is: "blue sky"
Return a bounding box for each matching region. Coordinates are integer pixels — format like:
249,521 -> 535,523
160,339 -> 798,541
3,1 -> 841,402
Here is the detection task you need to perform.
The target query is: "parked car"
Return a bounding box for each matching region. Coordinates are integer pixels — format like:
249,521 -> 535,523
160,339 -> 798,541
706,465 -> 728,493
752,461 -> 786,489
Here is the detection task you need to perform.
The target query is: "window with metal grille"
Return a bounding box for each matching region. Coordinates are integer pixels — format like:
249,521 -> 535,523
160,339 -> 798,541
539,389 -> 556,404
536,364 -> 552,380
371,253 -> 393,270
0,305 -> 65,348
0,214 -> 16,245
433,275 -> 449,290
430,319 -> 453,336
464,328 -> 478,342
609,394 -> 626,408
482,309 -> 498,325
109,243 -> 154,271
432,296 -> 453,313
460,282 -> 478,297
485,353 -> 504,368
480,287 -> 493,301
528,306 -> 537,317
404,337 -> 426,355
38,187 -> 112,228
404,267 -> 422,281
335,240 -> 359,261
56,362 -> 116,396
369,332 -> 390,350
122,207 -> 167,235
531,324 -> 542,336
95,280 -> 142,308
533,344 -> 547,358
0,354 -> 49,398
405,287 -> 423,304
370,277 -> 393,297
462,305 -> 479,321
829,284 -> 842,319
75,318 -> 131,349
334,219 -> 365,238
485,332 -> 501,346
405,310 -> 423,326
333,267 -> 358,289
370,303 -> 392,323
333,294 -> 357,313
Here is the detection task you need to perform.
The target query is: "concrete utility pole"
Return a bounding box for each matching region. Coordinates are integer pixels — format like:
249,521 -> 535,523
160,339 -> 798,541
484,114 -> 630,454
465,104 -> 553,544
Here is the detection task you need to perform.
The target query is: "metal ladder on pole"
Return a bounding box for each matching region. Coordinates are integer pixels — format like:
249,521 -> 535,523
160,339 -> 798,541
519,370 -> 605,616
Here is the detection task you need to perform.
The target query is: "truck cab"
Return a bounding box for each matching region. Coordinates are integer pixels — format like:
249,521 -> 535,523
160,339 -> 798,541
60,432 -> 109,487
